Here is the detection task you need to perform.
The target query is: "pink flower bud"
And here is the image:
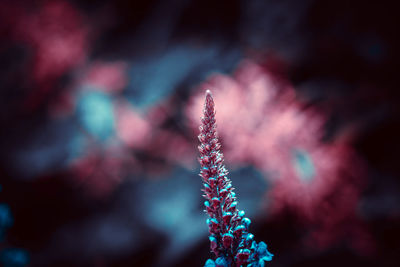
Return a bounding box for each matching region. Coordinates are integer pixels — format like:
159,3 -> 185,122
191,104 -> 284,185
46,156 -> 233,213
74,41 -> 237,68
211,197 -> 221,208
222,212 -> 233,225
222,233 -> 234,248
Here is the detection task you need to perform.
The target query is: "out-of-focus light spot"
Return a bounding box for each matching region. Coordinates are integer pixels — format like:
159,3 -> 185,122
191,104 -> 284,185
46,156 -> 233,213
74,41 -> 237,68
366,43 -> 384,60
95,218 -> 136,252
66,133 -> 86,163
292,149 -> 315,182
77,90 -> 115,140
0,204 -> 13,240
82,61 -> 128,93
115,101 -> 150,149
0,248 -> 29,267
359,37 -> 385,63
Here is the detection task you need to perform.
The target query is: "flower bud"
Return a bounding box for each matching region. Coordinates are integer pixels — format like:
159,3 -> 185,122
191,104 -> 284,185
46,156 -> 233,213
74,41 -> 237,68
242,217 -> 251,229
236,249 -> 250,264
211,197 -> 221,208
228,201 -> 237,211
199,135 -> 206,143
208,218 -> 219,233
203,183 -> 211,192
208,178 -> 217,186
234,225 -> 245,237
215,256 -> 228,267
246,233 -> 254,243
256,241 -> 273,261
209,236 -> 218,250
204,259 -> 216,267
222,233 -> 234,248
219,189 -> 228,198
222,212 -> 233,225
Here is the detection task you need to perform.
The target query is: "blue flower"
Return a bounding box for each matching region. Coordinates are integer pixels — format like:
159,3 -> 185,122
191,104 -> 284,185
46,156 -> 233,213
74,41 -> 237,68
256,242 -> 273,262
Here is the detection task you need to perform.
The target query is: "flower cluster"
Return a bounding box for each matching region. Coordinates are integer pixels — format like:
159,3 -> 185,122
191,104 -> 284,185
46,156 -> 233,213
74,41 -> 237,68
198,90 -> 273,267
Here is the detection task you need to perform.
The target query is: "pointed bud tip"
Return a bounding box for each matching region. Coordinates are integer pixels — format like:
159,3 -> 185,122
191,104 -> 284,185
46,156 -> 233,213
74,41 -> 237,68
205,90 -> 214,102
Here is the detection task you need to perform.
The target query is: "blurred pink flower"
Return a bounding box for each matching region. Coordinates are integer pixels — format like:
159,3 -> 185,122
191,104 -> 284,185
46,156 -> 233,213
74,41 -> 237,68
187,61 -> 324,172
186,60 -> 370,252
115,100 -> 151,149
69,144 -> 137,197
17,1 -> 88,83
4,0 -> 89,109
114,97 -> 194,169
82,61 -> 128,93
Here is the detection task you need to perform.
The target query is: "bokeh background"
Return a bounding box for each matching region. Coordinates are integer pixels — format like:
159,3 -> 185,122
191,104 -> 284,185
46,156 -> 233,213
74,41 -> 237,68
0,0 -> 399,266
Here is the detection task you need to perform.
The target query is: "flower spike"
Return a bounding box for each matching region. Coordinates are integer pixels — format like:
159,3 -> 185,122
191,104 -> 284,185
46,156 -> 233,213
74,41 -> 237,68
198,90 -> 273,266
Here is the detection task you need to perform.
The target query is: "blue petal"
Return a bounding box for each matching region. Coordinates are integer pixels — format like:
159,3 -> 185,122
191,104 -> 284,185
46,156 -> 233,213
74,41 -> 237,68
257,242 -> 273,262
204,259 -> 216,267
215,256 -> 228,267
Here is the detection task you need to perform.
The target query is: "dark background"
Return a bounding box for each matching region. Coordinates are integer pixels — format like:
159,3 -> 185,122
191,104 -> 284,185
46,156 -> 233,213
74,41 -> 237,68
0,0 -> 399,266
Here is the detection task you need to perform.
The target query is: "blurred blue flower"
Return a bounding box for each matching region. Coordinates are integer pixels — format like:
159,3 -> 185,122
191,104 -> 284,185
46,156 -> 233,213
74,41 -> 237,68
77,90 -> 115,140
0,248 -> 29,267
0,204 -> 13,240
292,149 -> 315,182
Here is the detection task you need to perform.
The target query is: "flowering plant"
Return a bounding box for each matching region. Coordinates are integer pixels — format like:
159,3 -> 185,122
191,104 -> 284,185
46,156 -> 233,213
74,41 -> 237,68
198,90 -> 273,267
